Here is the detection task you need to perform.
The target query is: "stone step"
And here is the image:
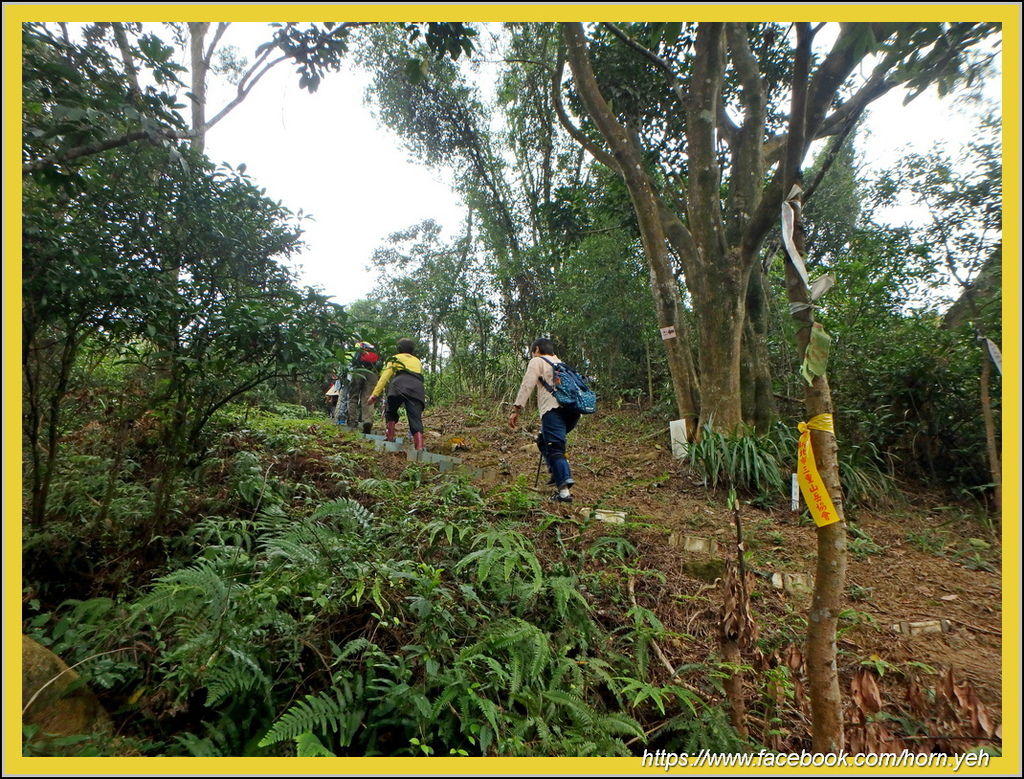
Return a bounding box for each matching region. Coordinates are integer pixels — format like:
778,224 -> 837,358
364,433 -> 406,445
352,431 -> 501,487
668,533 -> 720,555
891,619 -> 952,636
770,571 -> 812,596
578,508 -> 627,524
407,449 -> 462,470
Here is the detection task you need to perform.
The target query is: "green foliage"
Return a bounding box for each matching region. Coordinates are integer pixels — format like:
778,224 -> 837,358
950,537 -> 997,573
28,428 -> 717,757
688,425 -> 786,501
906,528 -> 948,556
847,524 -> 885,560
838,442 -> 898,509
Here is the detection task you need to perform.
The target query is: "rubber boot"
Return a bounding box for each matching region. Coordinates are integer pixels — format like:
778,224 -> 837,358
385,421 -> 397,442
362,421 -> 372,435
412,432 -> 425,451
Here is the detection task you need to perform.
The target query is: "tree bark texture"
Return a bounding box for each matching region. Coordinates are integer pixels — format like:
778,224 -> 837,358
188,23 -> 211,153
741,264 -> 777,432
979,349 -> 1002,513
782,24 -> 847,753
561,23 -> 700,425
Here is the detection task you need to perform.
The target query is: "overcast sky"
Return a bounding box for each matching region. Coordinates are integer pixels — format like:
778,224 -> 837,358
199,22 -> 1001,307
202,23 -> 465,307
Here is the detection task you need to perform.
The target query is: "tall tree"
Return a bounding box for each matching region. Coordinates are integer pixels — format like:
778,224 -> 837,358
557,21 -> 999,435
558,21 -> 998,753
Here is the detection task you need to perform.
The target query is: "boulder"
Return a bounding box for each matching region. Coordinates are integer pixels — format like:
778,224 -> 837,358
22,635 -> 112,740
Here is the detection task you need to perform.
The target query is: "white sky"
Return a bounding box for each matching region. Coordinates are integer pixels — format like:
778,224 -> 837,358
202,24 -> 466,307
197,22 -> 1001,307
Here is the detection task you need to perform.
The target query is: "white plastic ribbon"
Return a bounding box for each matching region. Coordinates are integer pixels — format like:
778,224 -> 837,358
781,192 -> 810,291
985,339 -> 1002,376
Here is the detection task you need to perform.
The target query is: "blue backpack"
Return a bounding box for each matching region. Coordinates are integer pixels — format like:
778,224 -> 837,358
538,357 -> 597,414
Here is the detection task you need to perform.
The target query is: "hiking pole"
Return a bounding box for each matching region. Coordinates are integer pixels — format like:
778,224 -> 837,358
534,429 -> 546,487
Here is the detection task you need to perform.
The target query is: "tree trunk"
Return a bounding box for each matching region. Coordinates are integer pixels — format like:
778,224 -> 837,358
782,191 -> 847,752
782,25 -> 847,753
802,376 -> 847,753
561,24 -> 700,428
784,200 -> 848,753
188,23 -> 211,153
979,348 -> 1001,513
687,252 -> 748,431
741,263 -> 777,432
29,330 -> 78,528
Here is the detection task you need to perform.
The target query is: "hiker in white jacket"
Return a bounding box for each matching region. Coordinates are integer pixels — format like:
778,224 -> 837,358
508,338 -> 581,503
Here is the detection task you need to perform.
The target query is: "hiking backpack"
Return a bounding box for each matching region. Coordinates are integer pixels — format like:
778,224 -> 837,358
538,357 -> 597,414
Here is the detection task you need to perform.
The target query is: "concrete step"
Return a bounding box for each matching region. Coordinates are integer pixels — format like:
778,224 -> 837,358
364,434 -> 406,445
356,432 -> 501,486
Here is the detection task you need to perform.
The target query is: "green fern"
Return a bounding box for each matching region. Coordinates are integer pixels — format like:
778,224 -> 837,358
205,645 -> 270,707
259,683 -> 367,749
294,732 -> 336,757
310,498 -> 374,530
455,528 -> 544,596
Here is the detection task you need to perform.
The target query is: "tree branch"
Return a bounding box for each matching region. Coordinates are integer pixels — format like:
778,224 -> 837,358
23,130 -> 167,172
725,22 -> 767,242
602,22 -> 689,111
803,112 -> 859,205
111,22 -> 143,105
204,21 -> 230,66
686,24 -> 727,262
201,54 -> 288,136
551,48 -> 621,174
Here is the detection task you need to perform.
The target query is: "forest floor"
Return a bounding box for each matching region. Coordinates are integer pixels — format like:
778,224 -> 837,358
351,398 -> 1004,749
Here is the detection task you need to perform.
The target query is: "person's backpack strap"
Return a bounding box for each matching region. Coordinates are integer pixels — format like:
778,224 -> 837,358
389,354 -> 424,382
536,356 -> 560,395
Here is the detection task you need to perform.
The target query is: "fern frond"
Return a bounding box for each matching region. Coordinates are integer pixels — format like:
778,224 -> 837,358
333,637 -> 382,663
294,731 -> 336,757
259,688 -> 364,748
596,711 -> 646,741
311,498 -> 374,530
542,688 -> 595,727
204,646 -> 269,707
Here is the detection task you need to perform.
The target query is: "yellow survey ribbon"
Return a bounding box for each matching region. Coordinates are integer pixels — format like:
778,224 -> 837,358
797,414 -> 841,528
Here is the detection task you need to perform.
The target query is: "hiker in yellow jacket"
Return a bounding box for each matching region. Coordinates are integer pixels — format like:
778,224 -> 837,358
369,338 -> 426,450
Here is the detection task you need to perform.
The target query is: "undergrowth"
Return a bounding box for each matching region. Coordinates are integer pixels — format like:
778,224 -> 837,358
687,422 -> 898,510
24,406 -> 747,757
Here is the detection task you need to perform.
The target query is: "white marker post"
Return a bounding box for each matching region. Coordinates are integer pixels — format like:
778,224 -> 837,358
791,473 -> 800,513
669,419 -> 689,460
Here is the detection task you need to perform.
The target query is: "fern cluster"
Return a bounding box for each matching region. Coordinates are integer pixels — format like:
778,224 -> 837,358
28,422 -> 746,757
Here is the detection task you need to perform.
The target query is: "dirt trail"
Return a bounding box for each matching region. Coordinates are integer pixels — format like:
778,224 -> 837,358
355,400 -> 1003,744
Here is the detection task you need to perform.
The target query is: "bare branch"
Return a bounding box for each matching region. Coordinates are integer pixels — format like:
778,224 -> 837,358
202,54 -> 288,136
803,113 -> 859,205
236,45 -> 275,94
602,22 -> 688,112
205,22 -> 230,65
551,49 -> 621,174
111,22 -> 143,105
